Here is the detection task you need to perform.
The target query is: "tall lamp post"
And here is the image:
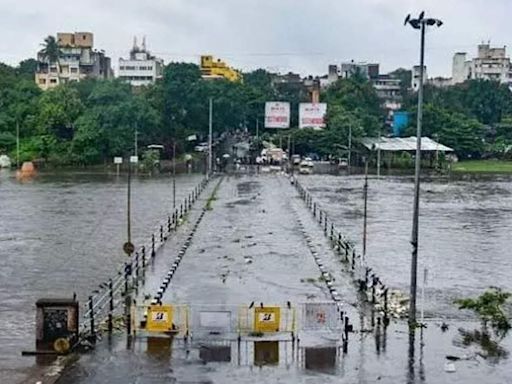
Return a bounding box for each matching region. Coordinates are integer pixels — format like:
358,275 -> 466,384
404,12 -> 443,326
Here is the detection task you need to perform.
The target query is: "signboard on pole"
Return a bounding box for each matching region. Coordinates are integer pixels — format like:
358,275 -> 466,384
114,157 -> 123,164
265,102 -> 290,129
299,103 -> 327,129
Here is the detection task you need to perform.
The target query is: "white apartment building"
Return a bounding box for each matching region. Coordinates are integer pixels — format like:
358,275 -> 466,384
452,43 -> 512,87
118,37 -> 163,86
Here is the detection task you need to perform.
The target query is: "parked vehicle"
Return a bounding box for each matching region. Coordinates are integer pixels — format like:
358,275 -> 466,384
299,157 -> 314,174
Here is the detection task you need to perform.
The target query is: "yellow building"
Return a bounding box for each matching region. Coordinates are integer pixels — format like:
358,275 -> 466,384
200,55 -> 242,82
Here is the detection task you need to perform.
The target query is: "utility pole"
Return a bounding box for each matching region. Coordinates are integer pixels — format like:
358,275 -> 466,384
347,124 -> 352,175
208,97 -> 213,176
377,127 -> 381,177
362,159 -> 369,260
16,119 -> 20,170
134,128 -> 138,159
404,12 -> 443,326
172,141 -> 176,208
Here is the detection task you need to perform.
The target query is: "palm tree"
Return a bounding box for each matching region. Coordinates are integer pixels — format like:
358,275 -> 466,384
40,35 -> 61,64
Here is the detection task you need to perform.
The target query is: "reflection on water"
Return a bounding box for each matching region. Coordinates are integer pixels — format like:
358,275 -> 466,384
199,344 -> 231,362
304,347 -> 337,373
254,341 -> 279,366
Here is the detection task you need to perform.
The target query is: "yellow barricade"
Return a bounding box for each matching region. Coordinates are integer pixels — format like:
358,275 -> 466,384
254,307 -> 280,332
146,305 -> 173,332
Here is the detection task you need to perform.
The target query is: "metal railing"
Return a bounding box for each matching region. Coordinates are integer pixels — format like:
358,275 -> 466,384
78,176 -> 211,342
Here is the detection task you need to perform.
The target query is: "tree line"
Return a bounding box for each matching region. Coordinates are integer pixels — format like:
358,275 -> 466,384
1,59 -> 512,166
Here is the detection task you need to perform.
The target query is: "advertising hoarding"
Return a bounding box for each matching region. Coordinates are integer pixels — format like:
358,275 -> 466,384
299,103 -> 327,129
265,102 -> 290,129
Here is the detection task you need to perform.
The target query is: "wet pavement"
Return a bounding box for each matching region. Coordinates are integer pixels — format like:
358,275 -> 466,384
0,170 -> 203,384
55,173 -> 512,384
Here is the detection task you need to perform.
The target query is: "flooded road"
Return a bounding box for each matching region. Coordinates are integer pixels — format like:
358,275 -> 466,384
298,174 -> 512,319
57,173 -> 512,384
0,169 -> 202,383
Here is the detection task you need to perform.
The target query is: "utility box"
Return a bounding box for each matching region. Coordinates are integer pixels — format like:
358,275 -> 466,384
36,298 -> 79,353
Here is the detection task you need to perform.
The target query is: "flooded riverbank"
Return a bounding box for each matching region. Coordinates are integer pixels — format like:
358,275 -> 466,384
0,169 -> 203,383
298,174 -> 512,320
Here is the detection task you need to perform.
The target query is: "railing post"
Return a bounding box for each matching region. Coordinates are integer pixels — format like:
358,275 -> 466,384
124,262 -> 132,337
108,279 -> 113,334
88,295 -> 96,343
384,288 -> 389,318
167,216 -> 171,232
180,204 -> 183,218
330,223 -> 334,240
324,215 -> 328,234
160,225 -> 164,242
151,234 -> 155,257
313,203 -> 317,217
142,246 -> 146,269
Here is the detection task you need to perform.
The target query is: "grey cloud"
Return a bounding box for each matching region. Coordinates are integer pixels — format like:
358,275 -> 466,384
0,0 -> 511,77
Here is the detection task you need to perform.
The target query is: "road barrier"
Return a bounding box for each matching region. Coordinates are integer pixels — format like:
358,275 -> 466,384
126,301 -> 343,342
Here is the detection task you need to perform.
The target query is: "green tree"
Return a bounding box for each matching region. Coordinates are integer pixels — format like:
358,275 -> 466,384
40,36 -> 61,64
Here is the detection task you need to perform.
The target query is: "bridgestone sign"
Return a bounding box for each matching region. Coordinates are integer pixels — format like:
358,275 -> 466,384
299,103 -> 327,129
265,102 -> 290,129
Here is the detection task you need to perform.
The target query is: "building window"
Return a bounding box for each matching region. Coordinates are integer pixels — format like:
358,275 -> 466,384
71,67 -> 78,73
39,78 -> 46,84
50,79 -> 57,84
120,66 -> 125,70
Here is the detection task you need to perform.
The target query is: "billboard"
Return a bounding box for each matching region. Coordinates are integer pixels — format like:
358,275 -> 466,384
299,103 -> 327,129
265,102 -> 290,129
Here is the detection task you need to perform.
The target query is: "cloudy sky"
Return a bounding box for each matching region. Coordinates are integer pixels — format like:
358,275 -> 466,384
0,0 -> 510,77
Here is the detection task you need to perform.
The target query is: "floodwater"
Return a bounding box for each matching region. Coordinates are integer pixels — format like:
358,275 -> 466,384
297,174 -> 512,320
2,171 -> 512,383
0,169 -> 202,383
58,173 -> 512,384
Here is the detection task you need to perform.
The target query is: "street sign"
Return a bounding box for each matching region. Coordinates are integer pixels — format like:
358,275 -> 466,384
147,305 -> 173,332
254,306 -> 280,332
123,241 -> 135,255
114,157 -> 123,164
130,156 -> 138,164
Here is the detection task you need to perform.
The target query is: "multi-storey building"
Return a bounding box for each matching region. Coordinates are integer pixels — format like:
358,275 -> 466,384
340,61 -> 380,80
35,32 -> 112,90
200,55 -> 241,82
452,43 -> 512,87
118,37 -> 164,87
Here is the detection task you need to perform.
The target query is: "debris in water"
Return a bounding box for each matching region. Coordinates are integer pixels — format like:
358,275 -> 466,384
444,362 -> 456,372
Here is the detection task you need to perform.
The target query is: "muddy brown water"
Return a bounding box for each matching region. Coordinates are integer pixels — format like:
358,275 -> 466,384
0,169 -> 203,383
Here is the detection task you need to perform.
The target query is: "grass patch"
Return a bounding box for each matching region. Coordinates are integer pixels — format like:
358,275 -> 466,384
452,160 -> 512,173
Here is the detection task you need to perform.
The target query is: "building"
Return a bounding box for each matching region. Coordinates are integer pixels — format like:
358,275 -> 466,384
200,55 -> 241,82
452,43 -> 512,87
411,65 -> 427,92
340,61 -> 379,80
35,32 -> 112,90
118,37 -> 163,86
373,75 -> 402,112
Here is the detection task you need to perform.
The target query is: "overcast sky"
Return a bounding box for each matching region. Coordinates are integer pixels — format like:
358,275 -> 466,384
1,0 -> 511,77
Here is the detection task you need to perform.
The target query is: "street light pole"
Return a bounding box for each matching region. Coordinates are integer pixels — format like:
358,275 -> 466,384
208,97 -> 213,177
348,124 -> 352,175
404,12 -> 443,326
172,141 -> 176,208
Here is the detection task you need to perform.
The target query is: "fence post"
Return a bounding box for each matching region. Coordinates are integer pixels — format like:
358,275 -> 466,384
88,296 -> 96,343
167,216 -> 171,232
151,234 -> 155,257
142,246 -> 146,269
324,215 -> 328,234
318,209 -> 322,224
160,225 -> 164,242
313,203 -> 317,217
330,223 -> 334,240
124,262 -> 132,337
180,204 -> 183,218
108,279 -> 113,334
